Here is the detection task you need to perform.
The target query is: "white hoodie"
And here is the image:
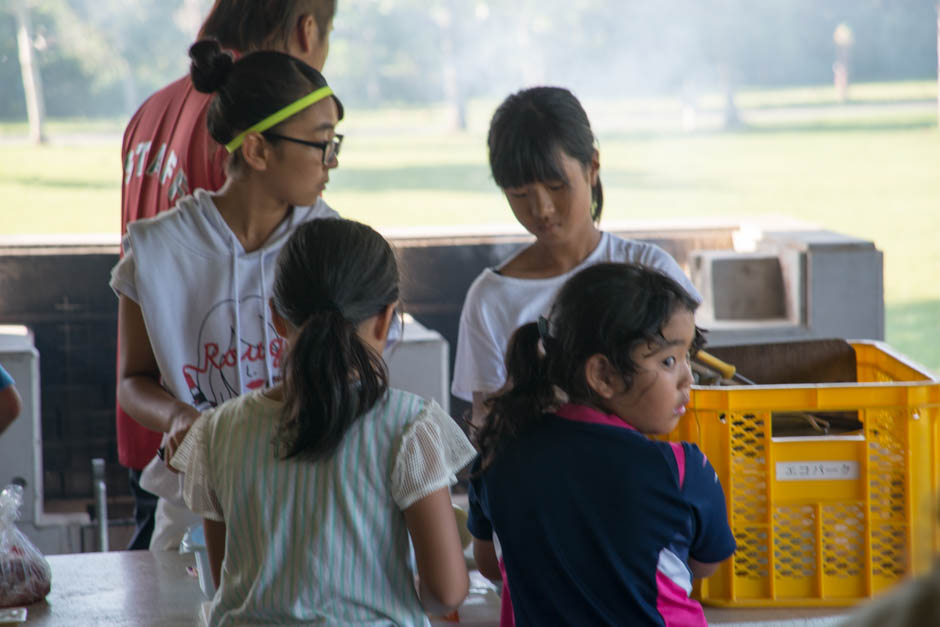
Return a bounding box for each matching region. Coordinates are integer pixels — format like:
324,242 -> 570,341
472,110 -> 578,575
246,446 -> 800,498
110,189 -> 338,545
111,188 -> 338,409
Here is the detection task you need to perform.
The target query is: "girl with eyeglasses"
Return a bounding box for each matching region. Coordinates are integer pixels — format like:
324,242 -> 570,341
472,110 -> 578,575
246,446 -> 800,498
111,39 -> 344,551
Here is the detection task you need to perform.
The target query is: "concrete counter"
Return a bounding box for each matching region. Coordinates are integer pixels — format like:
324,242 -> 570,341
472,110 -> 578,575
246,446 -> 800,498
20,551 -> 856,626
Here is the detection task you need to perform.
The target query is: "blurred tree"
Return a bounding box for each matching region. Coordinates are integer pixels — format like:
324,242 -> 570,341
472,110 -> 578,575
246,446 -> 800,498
1,0 -> 938,121
12,0 -> 45,143
330,0 -> 441,104
431,0 -> 466,130
57,0 -> 205,113
1,0 -> 202,120
833,23 -> 854,102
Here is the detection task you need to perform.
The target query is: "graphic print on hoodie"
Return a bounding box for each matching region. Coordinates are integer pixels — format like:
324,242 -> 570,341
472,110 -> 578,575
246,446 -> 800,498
183,295 -> 287,409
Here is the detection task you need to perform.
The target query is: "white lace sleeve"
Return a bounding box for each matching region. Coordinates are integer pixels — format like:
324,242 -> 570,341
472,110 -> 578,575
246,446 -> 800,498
391,400 -> 477,510
169,412 -> 224,521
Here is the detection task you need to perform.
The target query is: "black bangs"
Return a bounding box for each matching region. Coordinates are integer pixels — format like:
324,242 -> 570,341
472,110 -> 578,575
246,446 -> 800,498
490,126 -> 568,190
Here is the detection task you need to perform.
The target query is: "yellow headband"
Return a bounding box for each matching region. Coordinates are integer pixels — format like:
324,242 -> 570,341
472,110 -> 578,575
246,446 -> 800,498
225,86 -> 334,153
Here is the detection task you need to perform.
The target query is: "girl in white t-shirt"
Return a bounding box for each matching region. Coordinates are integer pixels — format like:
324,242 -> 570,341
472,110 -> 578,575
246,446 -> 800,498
451,86 -> 701,627
171,218 -> 476,625
452,86 -> 700,426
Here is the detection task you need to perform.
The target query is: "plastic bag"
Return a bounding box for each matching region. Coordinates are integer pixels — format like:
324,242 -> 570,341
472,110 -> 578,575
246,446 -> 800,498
0,483 -> 51,607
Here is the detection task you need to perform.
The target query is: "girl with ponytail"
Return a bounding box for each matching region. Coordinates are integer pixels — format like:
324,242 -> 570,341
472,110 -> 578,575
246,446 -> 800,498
171,219 -> 476,625
467,262 -> 736,626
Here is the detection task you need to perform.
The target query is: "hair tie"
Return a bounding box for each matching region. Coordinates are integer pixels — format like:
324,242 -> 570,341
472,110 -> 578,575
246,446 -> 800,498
537,315 -> 551,343
320,300 -> 343,316
305,298 -> 343,319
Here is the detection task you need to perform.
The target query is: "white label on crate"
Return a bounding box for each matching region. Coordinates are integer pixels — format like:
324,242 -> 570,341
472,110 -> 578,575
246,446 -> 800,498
776,461 -> 859,481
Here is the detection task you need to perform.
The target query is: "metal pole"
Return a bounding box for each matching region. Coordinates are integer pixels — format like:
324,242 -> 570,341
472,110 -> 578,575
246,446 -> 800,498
92,458 -> 108,552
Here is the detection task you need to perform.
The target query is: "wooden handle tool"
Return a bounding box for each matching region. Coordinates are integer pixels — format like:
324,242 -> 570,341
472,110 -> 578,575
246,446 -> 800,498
695,350 -> 757,385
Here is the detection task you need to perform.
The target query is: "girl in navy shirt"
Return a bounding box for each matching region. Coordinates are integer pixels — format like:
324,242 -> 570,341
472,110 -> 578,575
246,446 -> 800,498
468,262 -> 736,626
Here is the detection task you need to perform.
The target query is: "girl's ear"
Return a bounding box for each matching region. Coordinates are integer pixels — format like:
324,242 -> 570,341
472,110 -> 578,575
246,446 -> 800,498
298,14 -> 317,53
241,132 -> 270,172
584,353 -> 617,399
372,303 -> 397,343
589,149 -> 600,187
289,13 -> 330,70
269,298 -> 289,337
355,303 -> 398,354
292,13 -> 323,57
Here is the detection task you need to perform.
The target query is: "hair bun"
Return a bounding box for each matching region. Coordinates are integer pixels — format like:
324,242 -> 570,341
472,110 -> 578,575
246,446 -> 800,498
189,39 -> 235,94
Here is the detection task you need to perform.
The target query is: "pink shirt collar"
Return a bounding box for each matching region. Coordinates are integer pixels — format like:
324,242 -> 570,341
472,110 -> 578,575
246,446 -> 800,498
555,403 -> 637,431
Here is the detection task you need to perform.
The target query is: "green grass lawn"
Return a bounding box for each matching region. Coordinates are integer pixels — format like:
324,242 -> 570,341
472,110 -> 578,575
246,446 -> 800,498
1,82 -> 938,371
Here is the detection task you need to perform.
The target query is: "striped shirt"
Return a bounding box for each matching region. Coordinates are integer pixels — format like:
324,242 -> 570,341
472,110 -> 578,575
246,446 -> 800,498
173,387 -> 476,626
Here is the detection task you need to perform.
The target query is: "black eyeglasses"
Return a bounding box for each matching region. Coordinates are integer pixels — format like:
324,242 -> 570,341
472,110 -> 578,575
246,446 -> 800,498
262,132 -> 343,165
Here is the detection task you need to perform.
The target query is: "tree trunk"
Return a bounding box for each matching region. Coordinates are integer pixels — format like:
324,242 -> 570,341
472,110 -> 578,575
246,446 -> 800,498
721,65 -> 741,129
362,24 -> 381,102
14,0 -> 46,144
439,2 -> 466,131
120,59 -> 138,116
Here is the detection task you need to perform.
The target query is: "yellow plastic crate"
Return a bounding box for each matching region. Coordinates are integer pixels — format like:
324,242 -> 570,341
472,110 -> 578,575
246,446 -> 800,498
669,340 -> 940,607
